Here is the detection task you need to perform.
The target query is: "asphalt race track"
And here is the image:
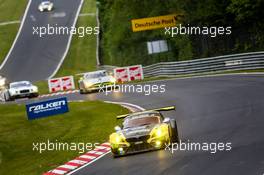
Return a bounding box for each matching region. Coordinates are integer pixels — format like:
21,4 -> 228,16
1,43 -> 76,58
0,0 -> 82,82
37,74 -> 264,175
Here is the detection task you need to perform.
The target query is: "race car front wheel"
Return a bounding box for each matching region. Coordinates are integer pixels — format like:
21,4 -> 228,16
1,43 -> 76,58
169,119 -> 179,143
4,92 -> 14,101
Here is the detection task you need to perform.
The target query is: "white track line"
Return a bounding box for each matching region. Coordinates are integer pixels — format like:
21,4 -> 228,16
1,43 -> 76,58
79,13 -> 95,17
0,20 -> 20,26
0,0 -> 32,70
104,101 -> 145,111
48,0 -> 84,79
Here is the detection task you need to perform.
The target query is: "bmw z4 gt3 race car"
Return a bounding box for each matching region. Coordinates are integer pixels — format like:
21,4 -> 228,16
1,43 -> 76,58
109,106 -> 179,157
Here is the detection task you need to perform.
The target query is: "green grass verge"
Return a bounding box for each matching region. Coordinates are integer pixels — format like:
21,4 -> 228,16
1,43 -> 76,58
35,81 -> 50,95
0,0 -> 98,76
56,0 -> 97,77
0,24 -> 20,64
0,101 -> 128,175
0,0 -> 28,64
0,0 -> 27,22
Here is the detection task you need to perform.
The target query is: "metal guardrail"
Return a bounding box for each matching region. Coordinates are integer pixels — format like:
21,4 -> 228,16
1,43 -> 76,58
143,51 -> 264,77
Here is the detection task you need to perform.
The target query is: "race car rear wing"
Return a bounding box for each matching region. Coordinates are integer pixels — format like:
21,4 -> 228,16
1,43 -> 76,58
116,106 -> 175,119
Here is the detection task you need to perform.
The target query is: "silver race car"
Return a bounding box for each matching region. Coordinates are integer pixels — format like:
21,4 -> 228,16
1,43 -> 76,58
5,81 -> 39,101
38,1 -> 54,12
0,75 -> 7,90
78,70 -> 116,94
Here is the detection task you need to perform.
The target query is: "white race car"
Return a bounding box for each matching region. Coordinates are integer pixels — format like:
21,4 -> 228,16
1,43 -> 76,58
78,70 -> 116,94
5,81 -> 39,101
38,1 -> 54,12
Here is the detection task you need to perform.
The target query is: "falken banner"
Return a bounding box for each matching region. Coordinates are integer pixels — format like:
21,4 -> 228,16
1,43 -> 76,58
131,14 -> 183,32
26,97 -> 69,120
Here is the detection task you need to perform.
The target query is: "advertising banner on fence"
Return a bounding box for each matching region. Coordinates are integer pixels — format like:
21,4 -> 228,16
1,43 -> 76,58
128,65 -> 144,81
114,67 -> 130,83
131,14 -> 183,32
48,76 -> 75,93
114,65 -> 144,82
48,78 -> 61,93
61,76 -> 75,91
26,97 -> 69,120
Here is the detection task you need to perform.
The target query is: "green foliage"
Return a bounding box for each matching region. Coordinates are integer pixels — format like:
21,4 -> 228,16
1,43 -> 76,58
227,0 -> 264,23
98,0 -> 264,66
98,0 -> 183,66
56,0 -> 97,77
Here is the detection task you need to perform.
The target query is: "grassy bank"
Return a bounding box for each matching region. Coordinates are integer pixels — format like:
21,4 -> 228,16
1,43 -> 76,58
0,0 -> 27,22
0,24 -> 20,64
0,0 -> 98,77
56,0 -> 98,77
0,101 -> 128,174
0,0 -> 28,64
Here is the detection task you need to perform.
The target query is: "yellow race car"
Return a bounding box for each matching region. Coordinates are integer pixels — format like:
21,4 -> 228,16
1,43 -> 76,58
109,106 -> 179,157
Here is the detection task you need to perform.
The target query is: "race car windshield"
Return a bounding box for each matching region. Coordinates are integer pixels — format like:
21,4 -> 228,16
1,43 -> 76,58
84,72 -> 106,79
123,115 -> 160,129
10,82 -> 31,88
42,1 -> 50,5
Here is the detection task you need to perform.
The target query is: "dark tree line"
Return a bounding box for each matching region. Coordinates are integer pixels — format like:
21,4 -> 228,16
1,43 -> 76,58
97,0 -> 264,66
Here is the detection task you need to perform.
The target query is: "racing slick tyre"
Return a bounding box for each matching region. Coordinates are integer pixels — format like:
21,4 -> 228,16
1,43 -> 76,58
111,149 -> 121,158
4,91 -> 13,101
169,119 -> 179,143
80,89 -> 92,94
29,93 -> 39,98
113,154 -> 120,158
79,89 -> 86,94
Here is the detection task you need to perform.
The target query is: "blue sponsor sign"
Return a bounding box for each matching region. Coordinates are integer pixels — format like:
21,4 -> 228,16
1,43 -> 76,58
26,97 -> 69,120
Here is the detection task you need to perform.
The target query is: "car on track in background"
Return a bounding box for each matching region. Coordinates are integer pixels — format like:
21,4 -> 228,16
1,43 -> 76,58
78,70 -> 116,94
0,75 -> 7,90
109,106 -> 179,157
4,81 -> 39,101
38,1 -> 54,12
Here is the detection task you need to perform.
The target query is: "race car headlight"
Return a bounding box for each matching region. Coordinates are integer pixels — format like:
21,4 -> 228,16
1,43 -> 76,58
148,124 -> 169,142
9,90 -> 17,95
84,81 -> 93,88
0,79 -> 6,87
109,133 -> 127,145
32,86 -> 38,92
110,77 -> 116,83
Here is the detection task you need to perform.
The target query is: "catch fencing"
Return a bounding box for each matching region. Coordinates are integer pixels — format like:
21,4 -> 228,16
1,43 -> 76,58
143,51 -> 264,77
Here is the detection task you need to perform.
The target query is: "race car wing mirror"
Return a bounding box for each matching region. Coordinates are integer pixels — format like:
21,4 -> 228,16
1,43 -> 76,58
114,126 -> 121,131
163,118 -> 170,123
